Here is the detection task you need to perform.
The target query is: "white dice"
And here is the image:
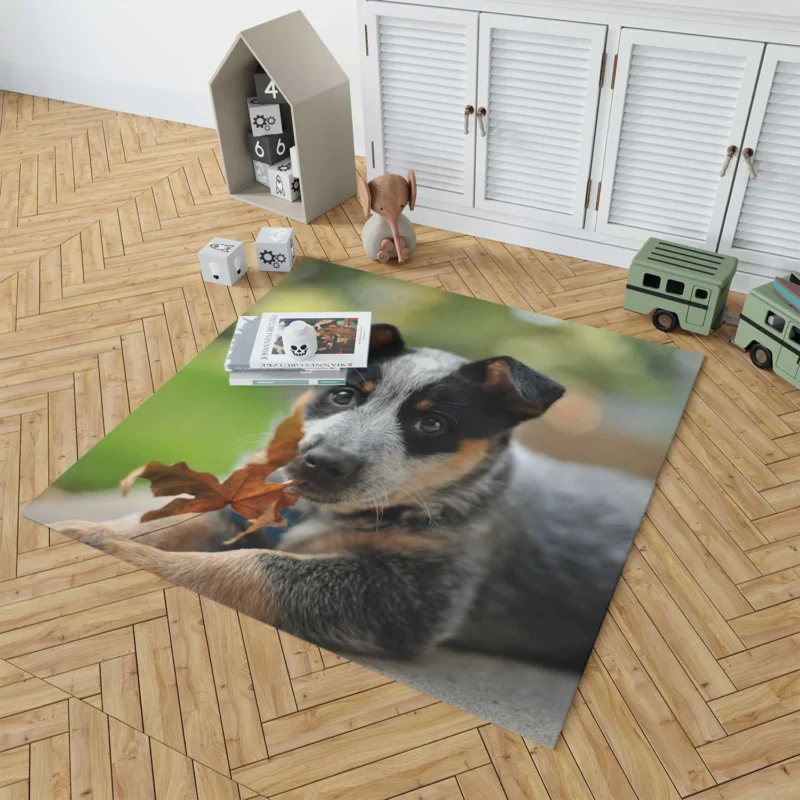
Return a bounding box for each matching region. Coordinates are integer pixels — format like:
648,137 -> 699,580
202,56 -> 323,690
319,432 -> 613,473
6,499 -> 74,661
255,227 -> 297,272
198,237 -> 246,286
268,158 -> 300,201
253,160 -> 271,189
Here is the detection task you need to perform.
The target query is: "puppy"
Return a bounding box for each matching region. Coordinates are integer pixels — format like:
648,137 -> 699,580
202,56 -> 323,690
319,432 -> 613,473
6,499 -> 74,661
63,325 -> 651,671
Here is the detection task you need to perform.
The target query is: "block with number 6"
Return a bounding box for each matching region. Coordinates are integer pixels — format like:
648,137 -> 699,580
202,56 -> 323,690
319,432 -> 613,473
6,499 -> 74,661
254,71 -> 288,105
248,129 -> 294,166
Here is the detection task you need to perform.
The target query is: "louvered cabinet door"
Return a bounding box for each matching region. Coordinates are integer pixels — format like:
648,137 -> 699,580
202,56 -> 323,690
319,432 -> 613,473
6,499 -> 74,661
719,45 -> 800,270
474,15 -> 607,228
595,30 -> 764,248
364,1 -> 478,207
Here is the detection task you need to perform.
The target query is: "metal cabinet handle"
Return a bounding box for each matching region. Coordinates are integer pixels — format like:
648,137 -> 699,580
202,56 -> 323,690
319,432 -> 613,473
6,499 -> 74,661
719,144 -> 737,177
743,147 -> 758,181
476,107 -> 486,137
463,105 -> 474,135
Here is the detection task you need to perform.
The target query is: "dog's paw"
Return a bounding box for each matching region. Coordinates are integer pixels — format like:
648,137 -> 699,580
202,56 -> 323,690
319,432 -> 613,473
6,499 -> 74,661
50,520 -> 115,549
51,513 -> 152,547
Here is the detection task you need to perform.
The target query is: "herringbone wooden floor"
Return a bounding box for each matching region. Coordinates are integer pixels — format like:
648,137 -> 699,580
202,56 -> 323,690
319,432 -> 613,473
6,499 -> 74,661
1,93 -> 800,800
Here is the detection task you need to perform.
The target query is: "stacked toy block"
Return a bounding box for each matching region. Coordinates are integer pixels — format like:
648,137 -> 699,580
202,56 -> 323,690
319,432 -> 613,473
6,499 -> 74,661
248,70 -> 300,202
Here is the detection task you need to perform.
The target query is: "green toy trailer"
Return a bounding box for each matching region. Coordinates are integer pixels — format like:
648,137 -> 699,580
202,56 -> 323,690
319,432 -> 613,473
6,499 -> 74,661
624,238 -> 738,335
733,275 -> 800,382
624,238 -> 800,391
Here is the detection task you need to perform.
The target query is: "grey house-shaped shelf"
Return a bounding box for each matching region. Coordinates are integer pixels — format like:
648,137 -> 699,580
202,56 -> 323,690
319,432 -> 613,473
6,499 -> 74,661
210,11 -> 355,223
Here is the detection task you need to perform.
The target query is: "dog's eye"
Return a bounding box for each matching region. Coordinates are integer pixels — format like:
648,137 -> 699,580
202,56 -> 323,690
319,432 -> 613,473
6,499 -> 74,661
414,416 -> 446,435
329,388 -> 356,407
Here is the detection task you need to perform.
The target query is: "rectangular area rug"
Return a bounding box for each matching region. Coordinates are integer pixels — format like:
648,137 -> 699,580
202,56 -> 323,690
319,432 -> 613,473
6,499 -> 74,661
23,259 -> 702,747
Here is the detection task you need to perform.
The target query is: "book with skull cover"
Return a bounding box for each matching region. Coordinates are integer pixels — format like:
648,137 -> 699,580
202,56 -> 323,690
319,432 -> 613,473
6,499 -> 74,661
243,312 -> 371,371
225,316 -> 346,384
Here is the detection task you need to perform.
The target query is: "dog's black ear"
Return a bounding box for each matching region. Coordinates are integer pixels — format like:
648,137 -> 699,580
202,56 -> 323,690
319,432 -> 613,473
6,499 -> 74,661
369,324 -> 405,357
458,356 -> 565,424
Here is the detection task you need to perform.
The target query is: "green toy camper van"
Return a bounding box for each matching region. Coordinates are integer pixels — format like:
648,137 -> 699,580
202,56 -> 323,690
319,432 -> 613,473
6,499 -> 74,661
733,274 -> 800,382
624,238 -> 738,335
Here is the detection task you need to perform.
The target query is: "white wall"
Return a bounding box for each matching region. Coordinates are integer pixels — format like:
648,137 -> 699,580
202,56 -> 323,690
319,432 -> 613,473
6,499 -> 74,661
0,0 -> 365,154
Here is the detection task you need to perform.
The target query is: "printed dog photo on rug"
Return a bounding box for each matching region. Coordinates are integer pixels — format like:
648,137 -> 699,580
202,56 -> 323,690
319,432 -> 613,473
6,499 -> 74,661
23,260 -> 702,747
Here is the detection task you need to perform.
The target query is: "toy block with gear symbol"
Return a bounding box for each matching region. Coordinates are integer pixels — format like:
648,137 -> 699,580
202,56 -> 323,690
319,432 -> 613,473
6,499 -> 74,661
247,97 -> 292,137
255,226 -> 297,273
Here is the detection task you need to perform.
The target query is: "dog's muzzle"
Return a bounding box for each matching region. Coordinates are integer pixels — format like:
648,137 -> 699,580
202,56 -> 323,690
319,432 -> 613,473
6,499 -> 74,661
296,445 -> 363,492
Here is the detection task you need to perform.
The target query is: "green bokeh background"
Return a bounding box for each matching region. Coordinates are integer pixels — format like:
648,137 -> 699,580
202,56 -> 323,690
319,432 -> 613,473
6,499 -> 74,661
52,260 -> 701,494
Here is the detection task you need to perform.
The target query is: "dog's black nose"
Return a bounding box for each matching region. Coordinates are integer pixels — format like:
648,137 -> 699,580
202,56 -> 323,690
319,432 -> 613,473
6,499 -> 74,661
301,448 -> 361,481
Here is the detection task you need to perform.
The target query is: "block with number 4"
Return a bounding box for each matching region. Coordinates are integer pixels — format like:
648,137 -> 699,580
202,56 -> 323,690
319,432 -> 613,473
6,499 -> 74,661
247,97 -> 291,137
198,237 -> 246,285
254,72 -> 288,105
248,129 -> 294,166
268,158 -> 300,201
255,226 -> 297,272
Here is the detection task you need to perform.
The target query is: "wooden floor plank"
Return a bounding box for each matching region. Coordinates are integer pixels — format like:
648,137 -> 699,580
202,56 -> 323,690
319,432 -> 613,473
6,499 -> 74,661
0,746 -> 29,789
0,701 -> 68,751
579,654 -> 681,800
150,739 -> 198,800
730,597 -> 800,648
109,716 -> 156,800
697,710 -> 800,783
199,597 -> 268,768
594,616 -> 715,795
622,550 -> 737,700
263,681 -> 434,756
0,430 -> 20,581
165,587 -> 230,776
609,579 -> 727,746
291,661 -> 392,710
232,704 -> 482,797
100,652 -> 144,731
635,518 -> 746,658
267,730 -> 489,800
134,616 -> 186,753
29,732 -> 70,799
238,615 -> 296,724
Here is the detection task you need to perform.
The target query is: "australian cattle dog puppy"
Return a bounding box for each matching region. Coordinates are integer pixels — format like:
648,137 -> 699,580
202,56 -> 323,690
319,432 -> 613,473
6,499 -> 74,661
61,325 -> 652,671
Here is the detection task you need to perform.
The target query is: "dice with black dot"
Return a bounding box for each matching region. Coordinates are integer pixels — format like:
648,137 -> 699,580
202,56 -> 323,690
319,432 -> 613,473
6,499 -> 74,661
198,237 -> 246,286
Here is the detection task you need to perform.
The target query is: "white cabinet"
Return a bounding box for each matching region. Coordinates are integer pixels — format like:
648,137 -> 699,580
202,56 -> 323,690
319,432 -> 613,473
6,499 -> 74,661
364,2 -> 606,222
474,15 -> 606,228
360,0 -> 800,286
595,29 -> 763,248
719,44 -> 800,271
364,1 -> 478,207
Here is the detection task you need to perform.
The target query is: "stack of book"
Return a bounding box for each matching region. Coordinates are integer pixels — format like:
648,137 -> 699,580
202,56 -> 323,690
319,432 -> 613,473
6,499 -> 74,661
225,312 -> 371,386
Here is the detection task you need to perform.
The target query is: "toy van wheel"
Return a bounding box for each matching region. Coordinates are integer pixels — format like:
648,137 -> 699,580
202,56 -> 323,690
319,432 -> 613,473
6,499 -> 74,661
652,309 -> 679,332
749,344 -> 773,370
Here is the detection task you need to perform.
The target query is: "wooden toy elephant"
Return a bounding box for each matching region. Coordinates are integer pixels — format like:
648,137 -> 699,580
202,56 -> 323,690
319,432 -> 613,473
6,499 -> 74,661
356,170 -> 417,263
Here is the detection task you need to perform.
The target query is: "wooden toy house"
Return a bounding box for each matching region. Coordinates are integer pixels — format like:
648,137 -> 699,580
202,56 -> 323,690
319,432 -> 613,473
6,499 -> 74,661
210,11 -> 355,223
